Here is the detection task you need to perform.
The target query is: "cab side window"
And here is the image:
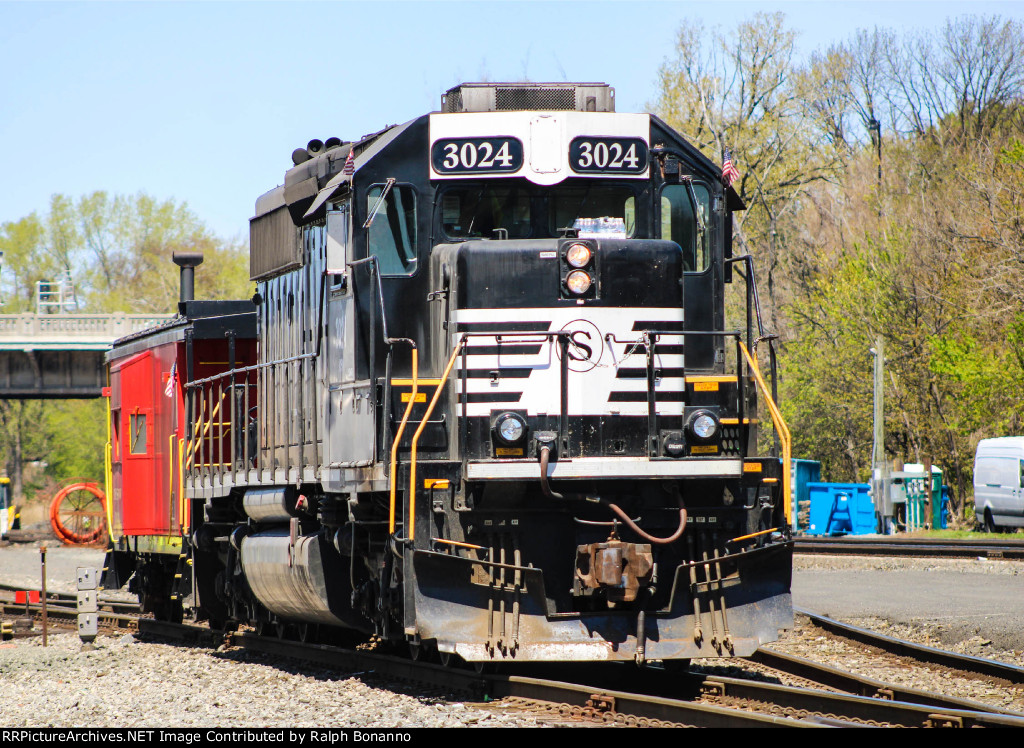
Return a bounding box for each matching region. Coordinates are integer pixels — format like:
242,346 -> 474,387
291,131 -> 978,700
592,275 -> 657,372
659,183 -> 709,272
367,184 -> 417,276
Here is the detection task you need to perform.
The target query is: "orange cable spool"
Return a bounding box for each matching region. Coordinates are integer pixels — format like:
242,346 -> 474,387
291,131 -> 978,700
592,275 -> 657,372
49,482 -> 106,545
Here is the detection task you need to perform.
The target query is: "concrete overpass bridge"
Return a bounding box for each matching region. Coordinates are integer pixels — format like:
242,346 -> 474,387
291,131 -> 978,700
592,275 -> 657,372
0,313 -> 173,398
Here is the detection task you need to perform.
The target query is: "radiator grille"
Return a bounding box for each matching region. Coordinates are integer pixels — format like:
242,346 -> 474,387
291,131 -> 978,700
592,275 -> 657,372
250,206 -> 301,281
495,87 -> 576,111
443,88 -> 462,113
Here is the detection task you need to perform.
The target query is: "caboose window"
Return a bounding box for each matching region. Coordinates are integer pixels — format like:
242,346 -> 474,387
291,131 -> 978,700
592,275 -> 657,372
129,412 -> 147,455
366,183 -> 417,275
659,183 -> 710,272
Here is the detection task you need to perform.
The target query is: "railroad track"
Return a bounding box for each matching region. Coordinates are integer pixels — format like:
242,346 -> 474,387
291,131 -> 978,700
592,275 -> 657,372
0,584 -> 140,635
794,535 -> 1024,560
133,617 -> 1024,728
5,582 -> 1021,726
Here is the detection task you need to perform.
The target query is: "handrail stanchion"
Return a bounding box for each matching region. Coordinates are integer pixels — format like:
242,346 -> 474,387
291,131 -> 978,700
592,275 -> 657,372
389,346 -> 419,535
408,338 -> 466,542
738,341 -> 792,528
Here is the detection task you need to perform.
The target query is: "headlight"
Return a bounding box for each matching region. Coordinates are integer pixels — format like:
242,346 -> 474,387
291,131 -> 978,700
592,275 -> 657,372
565,270 -> 592,295
494,412 -> 527,444
565,242 -> 592,268
687,411 -> 719,441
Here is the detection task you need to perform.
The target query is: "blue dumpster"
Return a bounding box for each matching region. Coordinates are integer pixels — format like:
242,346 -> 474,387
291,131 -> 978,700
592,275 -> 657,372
806,482 -> 875,536
791,459 -> 822,532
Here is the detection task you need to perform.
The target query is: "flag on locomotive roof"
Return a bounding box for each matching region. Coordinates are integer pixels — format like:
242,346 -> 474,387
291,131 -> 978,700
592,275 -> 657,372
722,148 -> 740,186
164,362 -> 176,398
342,147 -> 355,177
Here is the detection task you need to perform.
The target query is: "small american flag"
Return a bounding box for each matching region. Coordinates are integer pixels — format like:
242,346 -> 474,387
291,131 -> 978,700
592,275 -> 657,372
164,362 -> 176,398
722,148 -> 740,186
342,147 -> 355,176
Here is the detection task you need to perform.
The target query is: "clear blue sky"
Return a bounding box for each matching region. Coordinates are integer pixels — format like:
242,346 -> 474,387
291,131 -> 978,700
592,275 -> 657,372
1,1 -> 1022,242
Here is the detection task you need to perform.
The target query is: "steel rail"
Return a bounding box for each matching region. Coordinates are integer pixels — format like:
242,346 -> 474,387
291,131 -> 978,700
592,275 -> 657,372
689,672 -> 1024,727
794,536 -> 1024,560
135,620 -> 814,728
0,582 -> 140,613
796,606 -> 1024,685
0,599 -> 138,630
523,655 -> 1024,727
746,648 -> 1024,717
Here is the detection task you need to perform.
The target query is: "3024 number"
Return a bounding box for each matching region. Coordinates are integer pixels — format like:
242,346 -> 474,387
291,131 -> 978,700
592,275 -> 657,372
570,137 -> 647,173
431,138 -> 523,174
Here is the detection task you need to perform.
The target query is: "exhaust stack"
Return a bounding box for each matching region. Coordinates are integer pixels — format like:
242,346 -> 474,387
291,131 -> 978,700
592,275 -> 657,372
172,251 -> 204,304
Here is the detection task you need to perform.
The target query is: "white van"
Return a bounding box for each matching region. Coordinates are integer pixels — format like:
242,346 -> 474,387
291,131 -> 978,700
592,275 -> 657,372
973,437 -> 1024,532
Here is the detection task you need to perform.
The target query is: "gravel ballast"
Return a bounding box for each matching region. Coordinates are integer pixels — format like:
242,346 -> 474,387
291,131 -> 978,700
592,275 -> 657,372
0,633 -> 541,728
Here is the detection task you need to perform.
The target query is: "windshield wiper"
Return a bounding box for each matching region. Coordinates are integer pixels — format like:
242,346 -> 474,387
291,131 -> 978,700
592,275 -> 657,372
363,178 -> 396,228
681,176 -> 706,247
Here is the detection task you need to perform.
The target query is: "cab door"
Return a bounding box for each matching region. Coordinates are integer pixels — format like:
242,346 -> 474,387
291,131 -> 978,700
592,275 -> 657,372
117,351 -> 161,533
324,203 -> 375,471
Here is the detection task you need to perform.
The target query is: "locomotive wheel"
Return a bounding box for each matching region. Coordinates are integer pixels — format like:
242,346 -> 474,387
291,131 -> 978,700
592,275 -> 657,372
438,650 -> 454,668
408,641 -> 424,661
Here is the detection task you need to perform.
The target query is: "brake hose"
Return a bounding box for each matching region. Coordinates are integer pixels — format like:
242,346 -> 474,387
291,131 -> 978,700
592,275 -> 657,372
539,446 -> 687,544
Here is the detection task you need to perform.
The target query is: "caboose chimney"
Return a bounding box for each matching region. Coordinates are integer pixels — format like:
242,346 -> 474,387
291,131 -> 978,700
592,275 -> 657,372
172,251 -> 204,304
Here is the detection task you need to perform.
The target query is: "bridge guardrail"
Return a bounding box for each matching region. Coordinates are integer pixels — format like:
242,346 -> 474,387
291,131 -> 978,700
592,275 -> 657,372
0,313 -> 174,342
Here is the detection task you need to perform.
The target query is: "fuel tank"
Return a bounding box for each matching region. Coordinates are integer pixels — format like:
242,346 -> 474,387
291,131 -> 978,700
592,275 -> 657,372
239,530 -> 367,629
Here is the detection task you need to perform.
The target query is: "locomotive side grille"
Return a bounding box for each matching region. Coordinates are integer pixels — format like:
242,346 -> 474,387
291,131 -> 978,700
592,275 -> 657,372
443,87 -> 463,113
250,204 -> 302,281
496,87 -> 576,111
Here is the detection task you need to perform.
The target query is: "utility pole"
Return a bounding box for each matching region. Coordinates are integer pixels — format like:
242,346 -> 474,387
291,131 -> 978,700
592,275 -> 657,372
871,339 -> 890,532
868,118 -> 882,218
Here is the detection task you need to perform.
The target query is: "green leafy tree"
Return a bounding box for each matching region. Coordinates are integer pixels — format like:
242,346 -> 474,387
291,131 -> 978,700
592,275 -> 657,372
0,192 -> 252,500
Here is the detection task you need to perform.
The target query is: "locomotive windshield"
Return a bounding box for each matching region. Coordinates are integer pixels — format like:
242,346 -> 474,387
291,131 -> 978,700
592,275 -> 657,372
438,182 -> 636,241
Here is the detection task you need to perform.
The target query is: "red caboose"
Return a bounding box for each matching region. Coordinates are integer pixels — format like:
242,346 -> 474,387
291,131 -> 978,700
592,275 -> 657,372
103,253 -> 256,620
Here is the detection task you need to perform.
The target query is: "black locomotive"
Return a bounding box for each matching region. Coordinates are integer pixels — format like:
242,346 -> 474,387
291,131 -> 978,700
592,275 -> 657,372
103,82 -> 793,666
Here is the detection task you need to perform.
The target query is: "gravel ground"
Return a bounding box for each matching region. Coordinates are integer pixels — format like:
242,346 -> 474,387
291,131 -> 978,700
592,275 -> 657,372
0,632 -> 543,728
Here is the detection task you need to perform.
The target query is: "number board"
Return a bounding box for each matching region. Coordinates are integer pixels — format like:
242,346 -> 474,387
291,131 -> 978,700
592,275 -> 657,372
569,137 -> 648,174
431,137 -> 524,174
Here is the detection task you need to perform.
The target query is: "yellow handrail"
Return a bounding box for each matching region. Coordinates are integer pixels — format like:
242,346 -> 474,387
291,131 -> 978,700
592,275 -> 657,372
737,342 -> 792,528
389,348 -> 419,534
169,434 -> 176,533
104,442 -> 114,541
408,338 -> 466,541
185,391 -> 227,467
103,380 -> 115,542
178,437 -> 187,533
